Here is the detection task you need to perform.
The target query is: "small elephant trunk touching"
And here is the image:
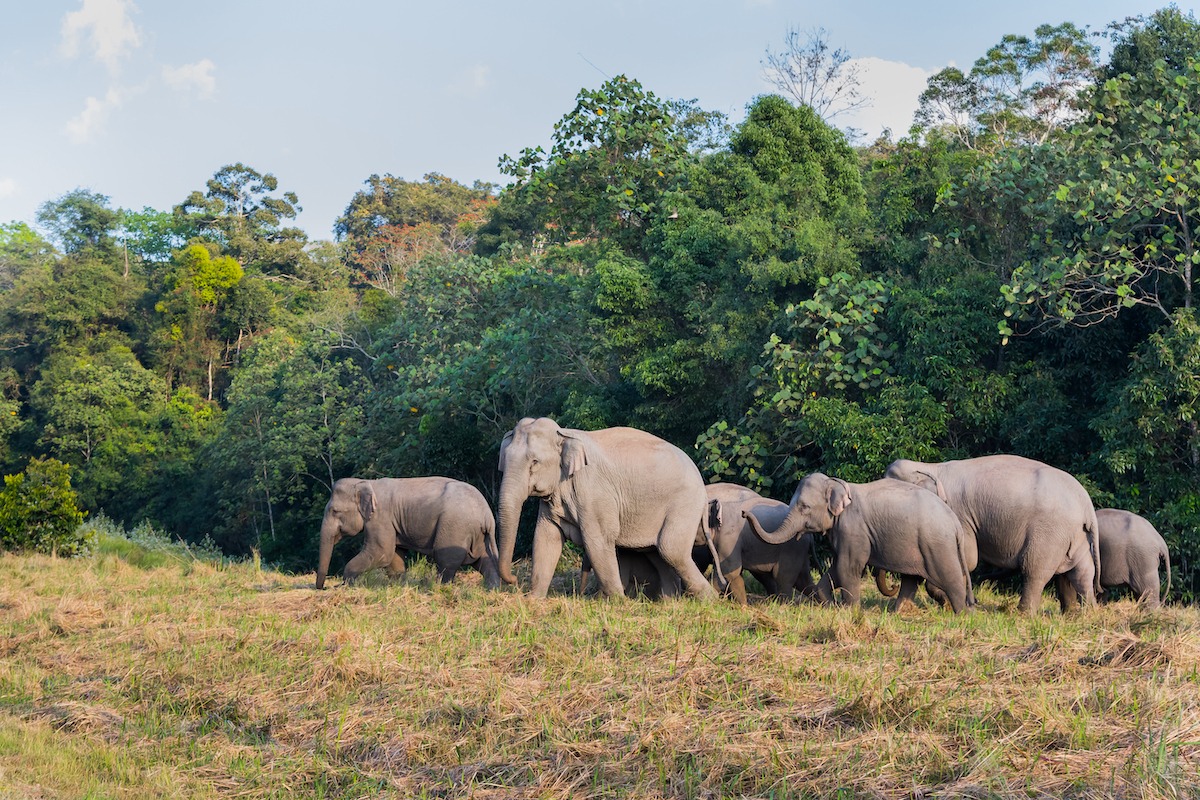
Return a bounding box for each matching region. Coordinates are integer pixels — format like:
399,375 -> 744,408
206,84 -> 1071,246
743,504 -> 804,546
495,478 -> 524,586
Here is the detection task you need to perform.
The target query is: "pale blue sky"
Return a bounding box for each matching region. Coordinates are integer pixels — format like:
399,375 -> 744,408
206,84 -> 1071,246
0,1 -> 1179,240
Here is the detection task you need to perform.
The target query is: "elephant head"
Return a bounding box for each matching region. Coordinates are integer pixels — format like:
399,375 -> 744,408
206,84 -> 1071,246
495,417 -> 589,586
743,473 -> 852,545
315,478 -> 377,589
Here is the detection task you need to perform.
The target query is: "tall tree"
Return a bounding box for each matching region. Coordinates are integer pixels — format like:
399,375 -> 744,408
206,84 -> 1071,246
915,23 -> 1097,151
36,189 -> 120,257
495,75 -> 692,255
761,26 -> 867,123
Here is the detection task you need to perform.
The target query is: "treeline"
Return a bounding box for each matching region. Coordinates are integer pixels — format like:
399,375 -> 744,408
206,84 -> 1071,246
1,9 -> 1197,596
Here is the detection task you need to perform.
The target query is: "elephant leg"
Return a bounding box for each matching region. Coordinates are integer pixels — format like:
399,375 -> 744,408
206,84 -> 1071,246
924,582 -> 949,607
385,552 -> 407,581
342,541 -> 392,585
528,517 -> 564,599
891,575 -> 921,613
1058,561 -> 1097,612
581,544 -> 626,599
1018,566 -> 1056,615
1055,574 -> 1079,612
725,571 -> 749,604
435,546 -> 468,584
832,555 -> 864,606
814,571 -> 837,604
656,527 -> 718,600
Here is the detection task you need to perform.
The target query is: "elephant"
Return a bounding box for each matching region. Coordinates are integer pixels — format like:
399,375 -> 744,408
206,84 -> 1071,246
744,473 -> 974,613
1096,508 -> 1171,607
315,476 -> 500,590
885,455 -> 1100,615
579,547 -> 678,599
496,417 -> 717,599
699,483 -> 818,604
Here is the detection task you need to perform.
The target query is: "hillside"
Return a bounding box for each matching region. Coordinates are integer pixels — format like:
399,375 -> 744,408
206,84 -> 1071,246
2,550 -> 1197,799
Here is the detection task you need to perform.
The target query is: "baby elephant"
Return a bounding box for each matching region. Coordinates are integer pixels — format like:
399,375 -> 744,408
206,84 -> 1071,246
744,473 -> 974,613
1096,508 -> 1171,607
315,476 -> 500,589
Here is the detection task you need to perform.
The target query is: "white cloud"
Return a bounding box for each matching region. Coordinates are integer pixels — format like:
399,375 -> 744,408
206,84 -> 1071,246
65,88 -> 123,144
840,57 -> 934,141
60,0 -> 141,73
163,59 -> 217,99
0,178 -> 16,199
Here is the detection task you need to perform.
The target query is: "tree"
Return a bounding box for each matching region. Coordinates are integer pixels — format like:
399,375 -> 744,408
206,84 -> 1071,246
1000,58 -> 1200,334
761,26 -> 867,123
1103,6 -> 1200,83
496,75 -> 692,254
175,163 -> 309,275
915,23 -> 1097,151
0,222 -> 56,292
0,457 -> 86,556
36,189 -> 120,257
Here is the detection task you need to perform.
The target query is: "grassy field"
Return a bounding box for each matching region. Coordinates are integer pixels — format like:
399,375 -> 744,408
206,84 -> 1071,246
1,539 -> 1198,799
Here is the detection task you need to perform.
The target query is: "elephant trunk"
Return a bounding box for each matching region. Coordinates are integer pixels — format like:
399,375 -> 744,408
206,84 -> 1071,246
874,568 -> 899,597
496,477 -> 525,586
315,520 -> 340,590
743,503 -> 805,545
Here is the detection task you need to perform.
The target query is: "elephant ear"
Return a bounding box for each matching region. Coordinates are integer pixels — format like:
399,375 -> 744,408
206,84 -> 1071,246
828,478 -> 853,517
498,430 -> 514,472
708,498 -> 722,530
356,482 -> 378,522
559,432 -> 589,480
915,470 -> 947,502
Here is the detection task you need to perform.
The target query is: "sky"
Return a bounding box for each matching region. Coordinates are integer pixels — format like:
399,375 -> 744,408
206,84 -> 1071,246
0,0 -> 1178,242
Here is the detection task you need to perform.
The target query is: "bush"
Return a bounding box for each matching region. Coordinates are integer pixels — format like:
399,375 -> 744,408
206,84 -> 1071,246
0,457 -> 87,556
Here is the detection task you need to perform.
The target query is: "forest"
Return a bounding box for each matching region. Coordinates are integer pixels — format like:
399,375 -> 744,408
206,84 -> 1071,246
0,8 -> 1197,599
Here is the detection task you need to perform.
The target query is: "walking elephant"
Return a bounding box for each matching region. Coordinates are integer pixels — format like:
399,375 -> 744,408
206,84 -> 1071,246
744,473 -> 974,613
496,417 -> 717,599
700,483 -> 817,604
1096,508 -> 1171,607
315,476 -> 500,589
885,455 -> 1100,615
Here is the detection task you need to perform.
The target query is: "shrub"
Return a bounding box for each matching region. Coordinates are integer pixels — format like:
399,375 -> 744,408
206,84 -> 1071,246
0,457 -> 87,556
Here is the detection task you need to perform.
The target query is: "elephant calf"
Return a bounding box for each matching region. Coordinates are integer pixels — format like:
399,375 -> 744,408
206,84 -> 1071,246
315,476 -> 500,589
1096,508 -> 1171,607
700,483 -> 816,604
745,473 -> 974,613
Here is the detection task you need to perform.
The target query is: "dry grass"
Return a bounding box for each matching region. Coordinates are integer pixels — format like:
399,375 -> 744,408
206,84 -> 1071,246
1,549 -> 1198,799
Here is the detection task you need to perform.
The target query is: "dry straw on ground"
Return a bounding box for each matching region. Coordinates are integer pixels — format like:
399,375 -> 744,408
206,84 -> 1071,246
1,550 -> 1197,799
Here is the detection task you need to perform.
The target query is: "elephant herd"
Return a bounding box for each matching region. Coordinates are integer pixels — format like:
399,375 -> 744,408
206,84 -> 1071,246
315,416 -> 1172,613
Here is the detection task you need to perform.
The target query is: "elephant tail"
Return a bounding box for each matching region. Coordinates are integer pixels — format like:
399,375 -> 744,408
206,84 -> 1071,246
483,513 -> 501,585
700,517 -> 728,592
1161,544 -> 1172,603
1086,510 -> 1102,599
954,520 -> 976,607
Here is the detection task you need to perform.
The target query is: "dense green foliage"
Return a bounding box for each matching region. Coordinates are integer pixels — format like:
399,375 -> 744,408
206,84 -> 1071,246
0,457 -> 86,555
0,9 -> 1196,598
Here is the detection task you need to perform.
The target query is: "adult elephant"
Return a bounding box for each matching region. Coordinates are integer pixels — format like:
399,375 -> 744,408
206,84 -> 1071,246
701,483 -> 817,604
744,473 -> 974,613
1096,508 -> 1171,607
315,477 -> 500,589
885,455 -> 1100,615
497,417 -> 717,599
